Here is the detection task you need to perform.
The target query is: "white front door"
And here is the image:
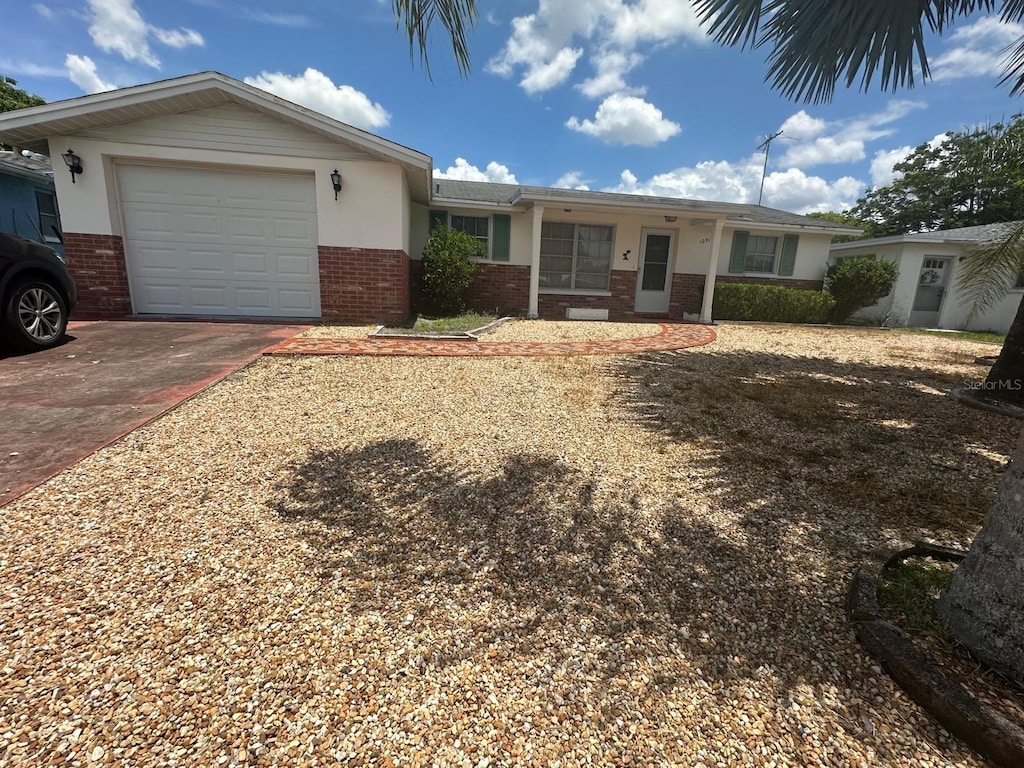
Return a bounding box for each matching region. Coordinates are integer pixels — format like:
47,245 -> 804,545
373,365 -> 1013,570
909,256 -> 951,327
118,164 -> 321,318
634,228 -> 676,313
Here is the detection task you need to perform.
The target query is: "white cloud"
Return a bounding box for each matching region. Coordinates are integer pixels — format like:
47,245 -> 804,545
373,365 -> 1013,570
488,0 -> 705,96
775,100 -> 927,168
0,59 -> 66,77
86,0 -> 204,68
33,3 -> 53,18
604,155 -> 864,214
554,171 -> 592,190
869,133 -> 949,188
932,17 -> 1024,82
245,11 -> 311,28
566,93 -> 680,145
433,158 -> 519,184
65,54 -> 117,93
520,47 -> 583,93
243,68 -> 390,129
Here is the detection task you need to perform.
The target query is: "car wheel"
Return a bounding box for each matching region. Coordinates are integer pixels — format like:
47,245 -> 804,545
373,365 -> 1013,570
4,279 -> 68,350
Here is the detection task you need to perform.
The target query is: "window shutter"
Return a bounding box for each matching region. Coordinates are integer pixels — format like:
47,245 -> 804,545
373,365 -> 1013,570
429,210 -> 448,231
779,234 -> 799,276
491,214 -> 511,261
728,231 -> 748,273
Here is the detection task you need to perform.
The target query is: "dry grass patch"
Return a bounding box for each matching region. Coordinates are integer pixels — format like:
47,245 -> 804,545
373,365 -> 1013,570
0,323 -> 1015,766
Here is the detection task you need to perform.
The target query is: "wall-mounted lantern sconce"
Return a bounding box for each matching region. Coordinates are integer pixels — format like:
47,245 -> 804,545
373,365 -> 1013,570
664,215 -> 678,222
330,168 -> 342,200
622,249 -> 631,261
62,149 -> 83,184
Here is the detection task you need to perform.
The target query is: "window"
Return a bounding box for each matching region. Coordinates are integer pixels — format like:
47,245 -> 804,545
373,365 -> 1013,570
539,222 -> 614,291
35,191 -> 60,243
744,235 -> 778,273
450,215 -> 489,256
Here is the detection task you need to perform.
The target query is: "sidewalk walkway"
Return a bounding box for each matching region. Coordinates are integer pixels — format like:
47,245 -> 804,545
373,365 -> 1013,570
268,323 -> 716,357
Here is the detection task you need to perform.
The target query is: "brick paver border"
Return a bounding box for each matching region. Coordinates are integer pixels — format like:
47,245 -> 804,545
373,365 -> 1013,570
267,323 -> 716,357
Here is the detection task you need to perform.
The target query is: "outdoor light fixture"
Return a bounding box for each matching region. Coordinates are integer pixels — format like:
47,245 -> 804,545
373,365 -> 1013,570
62,149 -> 83,184
664,215 -> 678,222
330,168 -> 342,200
622,249 -> 631,261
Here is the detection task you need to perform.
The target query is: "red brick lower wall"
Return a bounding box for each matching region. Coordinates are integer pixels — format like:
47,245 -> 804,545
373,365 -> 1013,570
63,233 -> 131,319
538,270 -> 641,321
466,263 -> 530,316
318,246 -> 410,324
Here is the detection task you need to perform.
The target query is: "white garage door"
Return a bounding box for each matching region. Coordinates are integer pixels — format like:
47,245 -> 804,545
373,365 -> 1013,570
118,164 -> 321,317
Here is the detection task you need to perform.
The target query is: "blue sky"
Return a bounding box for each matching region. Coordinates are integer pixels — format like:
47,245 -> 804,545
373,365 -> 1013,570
3,1 -> 1022,214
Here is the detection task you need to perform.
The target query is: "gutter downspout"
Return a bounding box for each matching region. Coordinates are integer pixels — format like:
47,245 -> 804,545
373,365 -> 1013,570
700,218 -> 725,324
528,204 -> 544,318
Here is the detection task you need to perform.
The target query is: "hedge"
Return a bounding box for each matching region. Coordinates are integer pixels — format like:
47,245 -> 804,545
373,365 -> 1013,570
712,282 -> 835,324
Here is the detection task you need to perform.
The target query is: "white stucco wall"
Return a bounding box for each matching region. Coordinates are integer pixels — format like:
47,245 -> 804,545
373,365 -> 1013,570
47,135 -> 410,252
832,242 -> 1020,333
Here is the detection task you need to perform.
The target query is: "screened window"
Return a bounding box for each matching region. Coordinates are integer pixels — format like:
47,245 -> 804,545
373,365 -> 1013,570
450,215 -> 489,256
35,191 -> 60,244
539,222 -> 614,291
744,235 -> 778,273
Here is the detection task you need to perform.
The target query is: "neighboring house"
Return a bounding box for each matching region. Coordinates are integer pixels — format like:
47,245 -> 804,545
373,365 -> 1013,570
0,71 -> 856,323
0,150 -> 63,257
829,222 -> 1024,333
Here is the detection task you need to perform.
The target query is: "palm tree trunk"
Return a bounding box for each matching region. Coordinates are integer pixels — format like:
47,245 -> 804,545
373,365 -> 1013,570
983,296 -> 1024,406
936,426 -> 1024,687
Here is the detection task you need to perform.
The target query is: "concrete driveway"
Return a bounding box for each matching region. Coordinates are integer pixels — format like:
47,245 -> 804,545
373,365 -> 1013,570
0,320 -> 306,506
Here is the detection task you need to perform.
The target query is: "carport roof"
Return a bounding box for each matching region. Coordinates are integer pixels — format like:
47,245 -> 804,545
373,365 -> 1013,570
0,71 -> 434,204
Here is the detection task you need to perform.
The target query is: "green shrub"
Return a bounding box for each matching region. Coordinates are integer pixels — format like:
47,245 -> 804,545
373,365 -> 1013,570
825,255 -> 899,324
712,282 -> 835,324
421,227 -> 481,315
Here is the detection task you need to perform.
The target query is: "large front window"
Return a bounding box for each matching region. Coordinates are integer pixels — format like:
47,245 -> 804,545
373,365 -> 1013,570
744,235 -> 778,273
539,222 -> 614,291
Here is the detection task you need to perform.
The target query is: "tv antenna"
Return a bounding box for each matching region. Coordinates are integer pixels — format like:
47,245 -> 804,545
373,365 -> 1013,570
757,130 -> 785,206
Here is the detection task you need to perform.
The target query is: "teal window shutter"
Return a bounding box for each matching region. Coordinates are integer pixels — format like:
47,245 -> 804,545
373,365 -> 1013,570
429,210 -> 447,231
779,234 -> 799,276
491,214 -> 511,261
728,231 -> 748,273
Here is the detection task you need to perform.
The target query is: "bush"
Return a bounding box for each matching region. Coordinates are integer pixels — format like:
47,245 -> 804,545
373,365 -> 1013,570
825,256 -> 899,324
421,227 -> 481,315
712,282 -> 835,324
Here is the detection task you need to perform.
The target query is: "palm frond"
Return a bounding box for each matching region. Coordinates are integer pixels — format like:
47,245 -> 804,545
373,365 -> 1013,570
958,222 -> 1024,320
393,0 -> 477,77
697,0 -> 995,103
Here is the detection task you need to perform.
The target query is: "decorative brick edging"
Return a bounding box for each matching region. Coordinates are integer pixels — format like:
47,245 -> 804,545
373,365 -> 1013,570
267,322 -> 716,357
847,541 -> 1024,768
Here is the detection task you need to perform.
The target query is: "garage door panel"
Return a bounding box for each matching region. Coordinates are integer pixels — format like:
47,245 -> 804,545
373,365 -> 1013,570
119,165 -> 320,317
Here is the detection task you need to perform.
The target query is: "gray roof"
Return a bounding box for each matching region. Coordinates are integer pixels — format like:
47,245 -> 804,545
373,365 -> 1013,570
433,178 -> 860,232
831,220 -> 1024,251
0,150 -> 53,181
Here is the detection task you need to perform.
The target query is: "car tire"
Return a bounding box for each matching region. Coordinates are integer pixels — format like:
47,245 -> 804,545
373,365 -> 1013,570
4,279 -> 69,350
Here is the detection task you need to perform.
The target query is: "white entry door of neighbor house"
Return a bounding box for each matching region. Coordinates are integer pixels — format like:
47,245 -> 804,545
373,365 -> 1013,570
908,256 -> 951,327
117,164 -> 321,318
634,228 -> 676,313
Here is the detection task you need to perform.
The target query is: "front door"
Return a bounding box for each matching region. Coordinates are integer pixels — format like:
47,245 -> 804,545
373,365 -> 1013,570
634,228 -> 675,313
909,256 -> 951,327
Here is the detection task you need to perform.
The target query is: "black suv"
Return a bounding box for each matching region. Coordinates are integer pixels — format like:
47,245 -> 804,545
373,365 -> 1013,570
0,233 -> 77,351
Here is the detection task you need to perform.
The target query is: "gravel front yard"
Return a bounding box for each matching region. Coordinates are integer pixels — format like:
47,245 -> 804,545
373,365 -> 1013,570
1,324 -> 1016,766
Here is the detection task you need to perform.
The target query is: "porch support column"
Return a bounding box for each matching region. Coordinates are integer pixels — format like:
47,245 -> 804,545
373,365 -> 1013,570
528,204 -> 544,319
699,218 -> 726,324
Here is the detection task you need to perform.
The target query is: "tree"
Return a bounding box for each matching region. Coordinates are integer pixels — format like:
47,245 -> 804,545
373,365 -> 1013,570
0,76 -> 45,150
848,118 -> 1024,237
392,0 -> 477,76
420,226 -> 480,315
804,211 -> 868,243
0,76 -> 45,114
695,0 -> 1024,686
